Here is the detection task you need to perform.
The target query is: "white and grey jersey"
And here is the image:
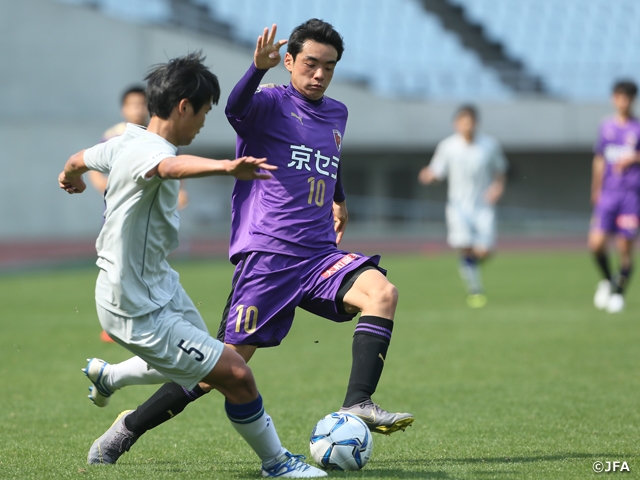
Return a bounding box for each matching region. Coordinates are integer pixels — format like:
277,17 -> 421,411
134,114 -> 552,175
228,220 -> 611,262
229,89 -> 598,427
83,123 -> 179,317
429,132 -> 507,209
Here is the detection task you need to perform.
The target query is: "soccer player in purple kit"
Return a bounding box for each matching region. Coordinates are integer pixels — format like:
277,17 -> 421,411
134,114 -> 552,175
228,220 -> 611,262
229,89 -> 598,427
219,19 -> 414,434
589,80 -> 640,313
82,20 -> 414,441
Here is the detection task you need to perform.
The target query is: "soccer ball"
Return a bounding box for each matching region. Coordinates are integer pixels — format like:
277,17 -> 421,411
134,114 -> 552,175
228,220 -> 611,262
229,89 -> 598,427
309,412 -> 373,471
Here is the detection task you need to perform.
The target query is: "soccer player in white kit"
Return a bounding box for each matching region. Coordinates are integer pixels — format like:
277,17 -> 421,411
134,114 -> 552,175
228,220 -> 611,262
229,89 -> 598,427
419,105 -> 507,307
58,52 -> 326,478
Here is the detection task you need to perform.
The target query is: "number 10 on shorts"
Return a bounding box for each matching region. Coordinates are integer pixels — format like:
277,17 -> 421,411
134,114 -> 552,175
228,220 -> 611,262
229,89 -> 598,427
235,305 -> 258,333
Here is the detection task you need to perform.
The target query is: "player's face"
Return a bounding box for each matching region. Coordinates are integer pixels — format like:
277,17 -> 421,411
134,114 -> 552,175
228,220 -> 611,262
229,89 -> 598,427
178,99 -> 212,146
121,93 -> 148,126
612,92 -> 634,117
455,113 -> 476,138
284,40 -> 338,101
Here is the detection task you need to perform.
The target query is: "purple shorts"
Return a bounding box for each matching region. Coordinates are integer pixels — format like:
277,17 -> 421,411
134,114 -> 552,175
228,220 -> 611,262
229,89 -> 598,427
217,250 -> 382,347
591,190 -> 640,239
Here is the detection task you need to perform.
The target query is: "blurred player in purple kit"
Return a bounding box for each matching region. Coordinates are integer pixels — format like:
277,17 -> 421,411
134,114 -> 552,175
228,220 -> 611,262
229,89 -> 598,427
82,20 -> 414,440
590,80 -> 640,313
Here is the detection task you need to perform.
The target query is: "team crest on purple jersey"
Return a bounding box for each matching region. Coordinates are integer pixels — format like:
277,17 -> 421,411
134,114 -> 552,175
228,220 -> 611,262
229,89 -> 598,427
333,129 -> 342,152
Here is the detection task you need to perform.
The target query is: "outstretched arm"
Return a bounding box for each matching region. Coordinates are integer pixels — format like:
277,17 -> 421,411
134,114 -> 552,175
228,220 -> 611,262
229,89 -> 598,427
485,172 -> 506,205
58,150 -> 89,194
226,24 -> 288,119
152,155 -> 277,181
418,166 -> 439,185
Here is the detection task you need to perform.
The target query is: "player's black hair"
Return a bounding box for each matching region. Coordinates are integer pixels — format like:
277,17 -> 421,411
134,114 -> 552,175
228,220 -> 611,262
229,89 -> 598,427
455,104 -> 479,121
120,85 -> 146,105
612,80 -> 638,98
145,51 -> 220,119
287,18 -> 345,62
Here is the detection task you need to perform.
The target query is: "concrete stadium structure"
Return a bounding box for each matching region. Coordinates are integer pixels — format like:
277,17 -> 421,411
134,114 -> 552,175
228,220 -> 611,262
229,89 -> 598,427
1,0 -> 609,246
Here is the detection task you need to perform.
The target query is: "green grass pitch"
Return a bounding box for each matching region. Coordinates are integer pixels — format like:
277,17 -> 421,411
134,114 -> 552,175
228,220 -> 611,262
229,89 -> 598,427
1,251 -> 638,479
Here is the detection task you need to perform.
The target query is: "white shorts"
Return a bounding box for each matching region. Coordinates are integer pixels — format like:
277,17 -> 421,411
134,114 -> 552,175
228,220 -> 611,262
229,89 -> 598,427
97,285 -> 225,390
446,204 -> 496,250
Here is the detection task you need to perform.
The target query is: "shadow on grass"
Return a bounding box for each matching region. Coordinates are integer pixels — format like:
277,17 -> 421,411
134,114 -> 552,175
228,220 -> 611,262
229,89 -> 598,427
435,452 -> 617,465
118,452 -> 622,479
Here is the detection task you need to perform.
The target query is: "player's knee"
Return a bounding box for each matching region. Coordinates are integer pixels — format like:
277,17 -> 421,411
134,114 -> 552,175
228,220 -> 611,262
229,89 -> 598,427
588,232 -> 606,252
226,364 -> 259,403
374,281 -> 398,311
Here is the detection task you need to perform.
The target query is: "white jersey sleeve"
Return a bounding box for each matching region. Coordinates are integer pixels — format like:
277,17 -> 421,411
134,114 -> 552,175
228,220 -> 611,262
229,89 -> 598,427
132,149 -> 176,185
84,137 -> 119,174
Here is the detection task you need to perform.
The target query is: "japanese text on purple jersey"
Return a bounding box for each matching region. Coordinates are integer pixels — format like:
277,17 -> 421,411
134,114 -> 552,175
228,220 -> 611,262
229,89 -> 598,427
289,144 -> 340,179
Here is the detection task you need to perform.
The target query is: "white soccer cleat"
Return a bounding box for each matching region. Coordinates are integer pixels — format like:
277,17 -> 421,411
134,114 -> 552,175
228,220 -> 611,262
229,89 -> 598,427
593,280 -> 612,310
262,451 -> 327,478
606,293 -> 625,313
82,358 -> 114,407
87,410 -> 138,464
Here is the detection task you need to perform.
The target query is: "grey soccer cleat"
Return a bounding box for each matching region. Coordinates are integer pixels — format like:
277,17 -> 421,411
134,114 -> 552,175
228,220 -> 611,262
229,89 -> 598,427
262,451 -> 327,478
340,401 -> 414,435
87,410 -> 138,465
82,358 -> 114,407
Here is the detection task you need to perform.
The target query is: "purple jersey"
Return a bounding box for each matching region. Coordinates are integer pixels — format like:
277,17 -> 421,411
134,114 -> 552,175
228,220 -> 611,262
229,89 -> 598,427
594,117 -> 640,193
226,64 -> 347,264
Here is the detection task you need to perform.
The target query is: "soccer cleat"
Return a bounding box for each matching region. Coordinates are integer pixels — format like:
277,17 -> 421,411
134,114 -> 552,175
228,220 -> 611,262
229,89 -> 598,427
606,293 -> 625,313
340,401 -> 414,435
262,451 -> 327,478
87,410 -> 138,465
467,293 -> 488,309
594,280 -> 612,310
83,358 -> 114,407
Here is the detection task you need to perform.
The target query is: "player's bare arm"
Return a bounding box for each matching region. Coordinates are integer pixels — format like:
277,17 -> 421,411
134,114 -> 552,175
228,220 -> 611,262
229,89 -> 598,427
333,200 -> 349,244
485,173 -> 506,205
418,166 -> 438,185
58,149 -> 89,194
254,24 -> 288,70
591,154 -> 605,205
152,155 -> 276,180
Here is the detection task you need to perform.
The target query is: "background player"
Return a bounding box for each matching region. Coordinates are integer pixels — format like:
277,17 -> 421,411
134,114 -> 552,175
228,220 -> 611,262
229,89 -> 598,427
589,80 -> 640,313
87,85 -> 148,193
418,105 -> 507,308
82,20 -> 414,437
59,52 -> 325,478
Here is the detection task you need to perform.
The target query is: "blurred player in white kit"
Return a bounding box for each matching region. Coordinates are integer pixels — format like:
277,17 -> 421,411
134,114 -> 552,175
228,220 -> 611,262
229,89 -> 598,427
419,105 -> 507,307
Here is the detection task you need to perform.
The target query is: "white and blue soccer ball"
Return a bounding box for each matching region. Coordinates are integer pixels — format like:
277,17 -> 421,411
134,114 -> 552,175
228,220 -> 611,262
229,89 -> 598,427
309,412 -> 373,471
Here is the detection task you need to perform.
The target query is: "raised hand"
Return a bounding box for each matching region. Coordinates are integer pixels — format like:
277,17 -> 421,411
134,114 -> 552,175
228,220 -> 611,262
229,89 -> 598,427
254,24 -> 288,70
228,156 -> 277,181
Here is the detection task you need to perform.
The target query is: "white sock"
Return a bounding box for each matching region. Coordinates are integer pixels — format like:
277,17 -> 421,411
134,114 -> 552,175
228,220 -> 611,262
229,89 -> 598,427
459,259 -> 483,294
106,356 -> 167,390
226,398 -> 286,467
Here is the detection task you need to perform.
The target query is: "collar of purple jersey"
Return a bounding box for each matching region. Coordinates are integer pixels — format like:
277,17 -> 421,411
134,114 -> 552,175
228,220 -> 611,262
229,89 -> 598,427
287,82 -> 324,106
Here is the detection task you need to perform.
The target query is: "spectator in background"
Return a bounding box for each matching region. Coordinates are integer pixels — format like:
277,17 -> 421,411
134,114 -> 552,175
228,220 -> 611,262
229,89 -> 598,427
589,80 -> 640,313
418,105 -> 507,308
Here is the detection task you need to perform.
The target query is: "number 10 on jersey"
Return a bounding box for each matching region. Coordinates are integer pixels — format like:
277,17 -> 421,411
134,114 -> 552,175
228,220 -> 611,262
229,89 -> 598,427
308,177 -> 326,206
235,305 -> 258,333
